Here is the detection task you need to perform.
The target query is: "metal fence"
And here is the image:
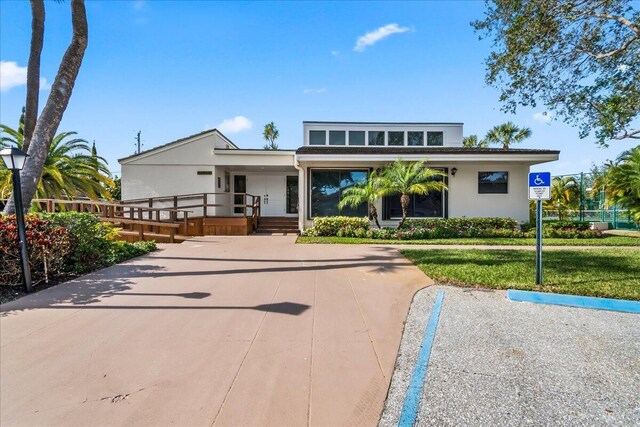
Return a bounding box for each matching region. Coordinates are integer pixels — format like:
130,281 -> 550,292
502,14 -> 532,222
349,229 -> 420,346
542,209 -> 638,229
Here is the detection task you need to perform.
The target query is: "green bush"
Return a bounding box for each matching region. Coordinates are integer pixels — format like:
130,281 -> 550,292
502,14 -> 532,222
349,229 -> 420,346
303,216 -> 370,237
521,220 -> 600,238
43,212 -> 158,274
0,215 -> 71,286
401,217 -> 519,231
521,220 -> 591,233
43,212 -> 120,274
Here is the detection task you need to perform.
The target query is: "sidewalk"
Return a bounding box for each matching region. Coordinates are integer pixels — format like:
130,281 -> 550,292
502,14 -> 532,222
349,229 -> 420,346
1,236 -> 430,427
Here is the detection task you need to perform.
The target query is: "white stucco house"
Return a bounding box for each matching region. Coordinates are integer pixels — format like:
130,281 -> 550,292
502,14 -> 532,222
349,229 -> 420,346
119,121 -> 559,233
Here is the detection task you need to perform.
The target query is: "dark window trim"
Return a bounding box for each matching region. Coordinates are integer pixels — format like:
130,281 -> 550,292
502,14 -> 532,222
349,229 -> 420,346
382,168 -> 448,220
309,130 -> 327,145
426,131 -> 444,146
307,167 -> 370,220
478,171 -> 509,194
197,171 -> 213,175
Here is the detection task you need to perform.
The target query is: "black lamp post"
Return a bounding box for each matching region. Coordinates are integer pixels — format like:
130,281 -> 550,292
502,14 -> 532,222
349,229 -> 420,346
0,147 -> 33,293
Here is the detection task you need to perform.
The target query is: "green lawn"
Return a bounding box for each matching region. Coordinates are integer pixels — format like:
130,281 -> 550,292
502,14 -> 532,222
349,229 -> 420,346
401,248 -> 640,300
296,235 -> 640,246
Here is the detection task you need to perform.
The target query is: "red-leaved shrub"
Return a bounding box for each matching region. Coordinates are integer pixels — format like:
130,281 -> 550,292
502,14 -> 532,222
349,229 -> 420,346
0,215 -> 71,286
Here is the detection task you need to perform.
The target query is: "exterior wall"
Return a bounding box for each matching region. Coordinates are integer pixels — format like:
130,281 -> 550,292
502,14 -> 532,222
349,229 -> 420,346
299,161 -> 534,229
121,164 -> 216,200
447,163 -> 531,223
303,122 -> 463,147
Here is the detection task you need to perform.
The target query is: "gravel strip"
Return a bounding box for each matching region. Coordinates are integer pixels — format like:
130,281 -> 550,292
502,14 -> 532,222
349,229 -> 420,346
379,285 -> 640,427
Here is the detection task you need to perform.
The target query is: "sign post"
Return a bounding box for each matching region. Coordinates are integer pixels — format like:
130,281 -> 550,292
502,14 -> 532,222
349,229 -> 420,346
528,172 -> 551,285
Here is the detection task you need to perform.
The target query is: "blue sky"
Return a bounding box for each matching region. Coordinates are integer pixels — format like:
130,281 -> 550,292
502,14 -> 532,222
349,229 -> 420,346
1,0 -> 637,177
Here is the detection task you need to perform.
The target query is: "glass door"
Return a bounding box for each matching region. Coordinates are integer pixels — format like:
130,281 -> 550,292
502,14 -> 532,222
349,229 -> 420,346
233,175 -> 246,214
286,176 -> 298,214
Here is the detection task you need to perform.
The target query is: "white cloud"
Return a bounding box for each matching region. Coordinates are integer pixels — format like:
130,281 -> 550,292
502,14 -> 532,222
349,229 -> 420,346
217,116 -> 253,134
331,50 -> 340,56
1,61 -> 27,91
533,112 -> 553,123
303,88 -> 326,95
354,23 -> 411,52
0,61 -> 50,92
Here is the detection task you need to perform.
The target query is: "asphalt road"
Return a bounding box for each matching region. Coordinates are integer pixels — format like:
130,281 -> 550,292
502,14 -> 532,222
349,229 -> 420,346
380,285 -> 640,427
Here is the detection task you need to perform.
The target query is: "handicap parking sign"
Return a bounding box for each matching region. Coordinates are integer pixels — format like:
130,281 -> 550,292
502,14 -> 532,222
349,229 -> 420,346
528,172 -> 551,200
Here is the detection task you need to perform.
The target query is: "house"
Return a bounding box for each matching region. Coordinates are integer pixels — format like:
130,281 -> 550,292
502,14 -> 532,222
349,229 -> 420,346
119,121 -> 559,233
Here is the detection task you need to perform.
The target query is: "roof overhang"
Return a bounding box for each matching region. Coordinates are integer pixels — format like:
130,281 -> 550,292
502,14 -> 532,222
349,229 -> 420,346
295,146 -> 559,165
213,149 -> 296,167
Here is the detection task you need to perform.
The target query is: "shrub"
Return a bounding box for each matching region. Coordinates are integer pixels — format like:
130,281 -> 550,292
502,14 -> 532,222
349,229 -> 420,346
303,216 -> 370,237
107,240 -> 157,264
0,215 -> 71,286
43,212 -> 120,274
521,220 -> 600,238
401,217 -> 519,231
399,217 -> 522,238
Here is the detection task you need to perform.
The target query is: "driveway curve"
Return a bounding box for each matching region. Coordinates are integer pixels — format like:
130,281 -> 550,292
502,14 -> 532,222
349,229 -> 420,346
1,236 -> 430,427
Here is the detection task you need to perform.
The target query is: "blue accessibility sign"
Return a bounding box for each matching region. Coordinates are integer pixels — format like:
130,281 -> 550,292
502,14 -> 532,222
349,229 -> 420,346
529,172 -> 551,187
528,172 -> 551,200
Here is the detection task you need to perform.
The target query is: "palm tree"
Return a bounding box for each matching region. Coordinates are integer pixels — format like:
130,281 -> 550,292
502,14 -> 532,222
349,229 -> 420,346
1,122 -> 113,201
544,176 -> 579,220
484,122 -> 532,149
379,160 -> 447,228
263,121 -> 279,150
605,146 -> 640,224
338,169 -> 385,228
462,134 -> 488,148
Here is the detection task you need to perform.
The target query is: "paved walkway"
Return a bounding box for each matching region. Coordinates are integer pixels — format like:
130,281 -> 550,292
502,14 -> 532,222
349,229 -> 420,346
0,236 -> 430,427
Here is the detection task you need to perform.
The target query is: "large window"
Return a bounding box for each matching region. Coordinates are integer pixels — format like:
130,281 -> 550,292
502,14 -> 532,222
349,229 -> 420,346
388,131 -> 404,146
329,131 -> 346,145
427,131 -> 444,146
310,169 -> 369,217
349,131 -> 365,145
383,171 -> 445,218
309,130 -> 326,145
478,172 -> 508,194
368,131 -> 385,146
408,131 -> 424,146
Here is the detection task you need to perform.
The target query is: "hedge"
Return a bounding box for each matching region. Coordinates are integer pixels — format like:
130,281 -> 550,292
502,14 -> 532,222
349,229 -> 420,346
1,212 -> 157,288
302,216 -> 603,239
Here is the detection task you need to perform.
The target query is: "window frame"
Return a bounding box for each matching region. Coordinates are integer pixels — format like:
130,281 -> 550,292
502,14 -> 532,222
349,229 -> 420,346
329,130 -> 346,146
308,168 -> 370,219
426,131 -> 444,146
367,130 -> 386,146
309,130 -> 327,145
477,171 -> 509,194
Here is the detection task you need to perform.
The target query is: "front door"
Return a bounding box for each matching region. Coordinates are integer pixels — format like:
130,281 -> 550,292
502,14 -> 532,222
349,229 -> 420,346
246,175 -> 287,217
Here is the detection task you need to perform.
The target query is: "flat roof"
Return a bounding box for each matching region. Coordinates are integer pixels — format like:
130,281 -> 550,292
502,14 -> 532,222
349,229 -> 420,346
296,146 -> 560,155
302,121 -> 464,126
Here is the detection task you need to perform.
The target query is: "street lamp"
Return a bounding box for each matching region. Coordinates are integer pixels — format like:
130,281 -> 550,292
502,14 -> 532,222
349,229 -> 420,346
0,147 -> 32,293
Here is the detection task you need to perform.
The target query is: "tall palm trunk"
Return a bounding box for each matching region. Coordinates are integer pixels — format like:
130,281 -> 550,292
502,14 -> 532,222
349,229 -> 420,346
399,193 -> 410,228
370,204 -> 381,229
23,0 -> 45,153
3,0 -> 88,215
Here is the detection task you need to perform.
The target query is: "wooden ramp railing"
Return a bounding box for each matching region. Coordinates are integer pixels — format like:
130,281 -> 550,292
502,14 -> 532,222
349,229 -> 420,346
2,192 -> 263,242
32,199 -> 191,243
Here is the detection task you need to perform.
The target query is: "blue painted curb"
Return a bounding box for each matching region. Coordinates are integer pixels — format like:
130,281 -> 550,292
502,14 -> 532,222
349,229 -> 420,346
507,289 -> 640,314
398,290 -> 445,427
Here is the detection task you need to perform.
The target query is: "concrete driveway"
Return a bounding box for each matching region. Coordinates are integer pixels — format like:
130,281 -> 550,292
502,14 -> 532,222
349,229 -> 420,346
1,236 -> 429,427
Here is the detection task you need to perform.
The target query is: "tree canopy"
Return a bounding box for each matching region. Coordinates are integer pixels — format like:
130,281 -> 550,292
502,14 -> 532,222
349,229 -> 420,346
474,0 -> 640,146
483,122 -> 532,149
263,122 -> 279,150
